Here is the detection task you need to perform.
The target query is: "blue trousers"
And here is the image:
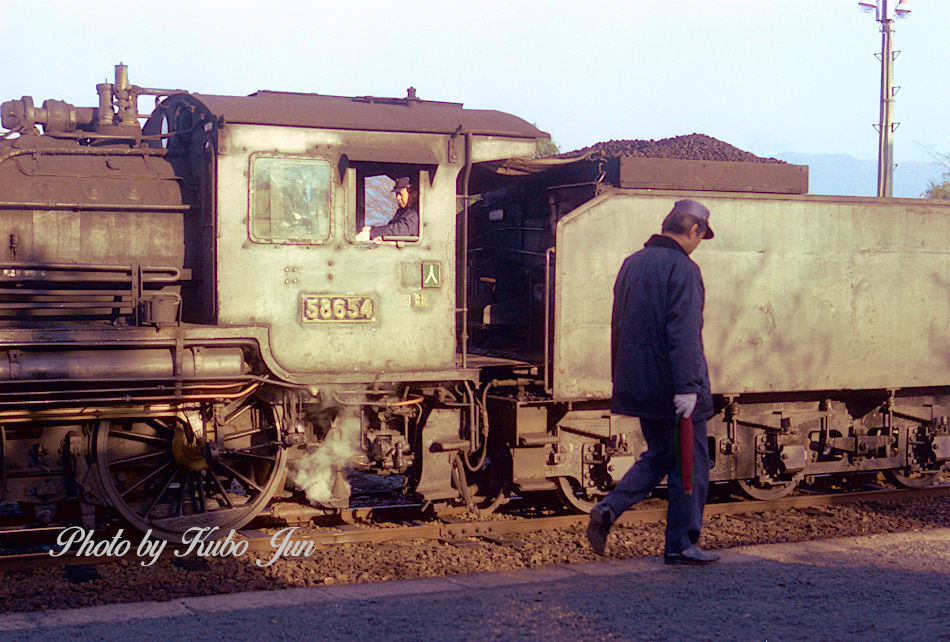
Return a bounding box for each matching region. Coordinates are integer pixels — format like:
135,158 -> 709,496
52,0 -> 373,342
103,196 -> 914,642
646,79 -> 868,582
601,416 -> 709,554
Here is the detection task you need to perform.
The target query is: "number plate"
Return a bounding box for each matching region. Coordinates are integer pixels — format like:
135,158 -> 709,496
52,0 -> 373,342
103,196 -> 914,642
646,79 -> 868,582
301,295 -> 376,323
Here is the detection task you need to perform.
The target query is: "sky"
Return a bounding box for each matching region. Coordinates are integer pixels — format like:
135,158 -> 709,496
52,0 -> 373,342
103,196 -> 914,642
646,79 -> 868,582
4,0 -> 950,175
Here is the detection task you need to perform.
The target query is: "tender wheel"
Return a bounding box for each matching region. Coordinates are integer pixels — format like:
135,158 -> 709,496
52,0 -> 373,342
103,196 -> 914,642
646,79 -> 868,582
884,469 -> 942,488
95,400 -> 287,543
555,476 -> 603,513
735,477 -> 797,500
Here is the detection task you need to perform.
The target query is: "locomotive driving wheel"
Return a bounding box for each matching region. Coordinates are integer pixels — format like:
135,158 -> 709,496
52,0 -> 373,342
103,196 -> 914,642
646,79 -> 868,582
94,399 -> 287,543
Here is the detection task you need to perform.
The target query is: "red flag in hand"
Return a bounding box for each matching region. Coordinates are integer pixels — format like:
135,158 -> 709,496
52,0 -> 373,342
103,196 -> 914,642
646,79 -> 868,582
678,413 -> 694,495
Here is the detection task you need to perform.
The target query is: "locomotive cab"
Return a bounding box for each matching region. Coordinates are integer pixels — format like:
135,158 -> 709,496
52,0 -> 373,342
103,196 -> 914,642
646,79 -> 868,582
148,90 -> 541,381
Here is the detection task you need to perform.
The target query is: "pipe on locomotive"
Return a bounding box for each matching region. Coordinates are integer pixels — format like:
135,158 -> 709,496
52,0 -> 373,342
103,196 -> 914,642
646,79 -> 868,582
0,347 -> 247,380
459,131 -> 473,369
0,383 -> 261,425
1,63 -> 185,136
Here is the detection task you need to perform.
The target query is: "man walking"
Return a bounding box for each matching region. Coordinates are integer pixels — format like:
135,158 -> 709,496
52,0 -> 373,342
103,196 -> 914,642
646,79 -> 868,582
586,199 -> 719,565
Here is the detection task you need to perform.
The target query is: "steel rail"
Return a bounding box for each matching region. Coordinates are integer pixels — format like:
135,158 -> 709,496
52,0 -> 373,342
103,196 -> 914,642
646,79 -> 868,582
243,484 -> 950,547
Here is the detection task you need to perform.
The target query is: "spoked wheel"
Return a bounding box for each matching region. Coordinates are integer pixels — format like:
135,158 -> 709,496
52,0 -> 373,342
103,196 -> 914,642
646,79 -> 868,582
95,400 -> 287,543
884,469 -> 943,489
735,477 -> 798,500
555,476 -> 603,513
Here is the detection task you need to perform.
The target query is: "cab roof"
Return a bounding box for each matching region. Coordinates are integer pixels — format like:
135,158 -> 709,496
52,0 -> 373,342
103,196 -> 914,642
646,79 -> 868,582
168,90 -> 546,139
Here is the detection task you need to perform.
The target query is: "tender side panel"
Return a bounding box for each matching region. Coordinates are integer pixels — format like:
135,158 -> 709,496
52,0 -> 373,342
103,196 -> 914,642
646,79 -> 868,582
554,191 -> 950,399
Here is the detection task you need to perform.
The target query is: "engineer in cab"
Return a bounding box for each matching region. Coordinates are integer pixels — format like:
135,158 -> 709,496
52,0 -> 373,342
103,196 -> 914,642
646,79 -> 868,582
356,176 -> 419,243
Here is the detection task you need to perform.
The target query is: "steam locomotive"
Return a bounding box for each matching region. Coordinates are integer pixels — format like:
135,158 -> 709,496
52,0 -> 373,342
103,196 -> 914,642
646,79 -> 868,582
0,65 -> 946,541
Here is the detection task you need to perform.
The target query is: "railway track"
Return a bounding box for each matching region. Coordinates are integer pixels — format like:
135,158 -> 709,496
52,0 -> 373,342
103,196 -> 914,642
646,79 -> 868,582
1,484 -> 947,572
248,484 -> 950,547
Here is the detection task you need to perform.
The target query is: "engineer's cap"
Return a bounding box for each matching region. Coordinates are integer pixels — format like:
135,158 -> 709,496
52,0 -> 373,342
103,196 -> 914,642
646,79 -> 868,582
670,199 -> 714,239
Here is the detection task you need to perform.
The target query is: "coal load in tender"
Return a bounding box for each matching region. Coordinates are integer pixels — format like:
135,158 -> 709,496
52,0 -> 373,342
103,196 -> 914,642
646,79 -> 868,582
563,133 -> 784,163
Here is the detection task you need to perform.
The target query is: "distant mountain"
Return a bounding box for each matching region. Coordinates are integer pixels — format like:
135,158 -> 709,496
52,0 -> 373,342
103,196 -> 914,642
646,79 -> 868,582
775,152 -> 946,199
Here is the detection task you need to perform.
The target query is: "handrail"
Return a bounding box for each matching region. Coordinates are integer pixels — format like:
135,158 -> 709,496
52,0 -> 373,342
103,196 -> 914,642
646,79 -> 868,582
544,246 -> 555,395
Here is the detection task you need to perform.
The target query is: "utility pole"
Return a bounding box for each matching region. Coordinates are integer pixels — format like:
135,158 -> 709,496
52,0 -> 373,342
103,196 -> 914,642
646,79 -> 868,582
859,0 -> 911,197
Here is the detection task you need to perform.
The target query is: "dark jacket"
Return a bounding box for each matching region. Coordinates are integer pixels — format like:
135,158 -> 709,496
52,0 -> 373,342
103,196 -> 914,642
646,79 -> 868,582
610,234 -> 713,421
370,205 -> 419,238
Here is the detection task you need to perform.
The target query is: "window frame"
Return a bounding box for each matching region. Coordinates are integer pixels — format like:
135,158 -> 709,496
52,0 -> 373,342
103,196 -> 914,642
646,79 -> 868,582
350,163 -> 425,246
247,153 -> 334,246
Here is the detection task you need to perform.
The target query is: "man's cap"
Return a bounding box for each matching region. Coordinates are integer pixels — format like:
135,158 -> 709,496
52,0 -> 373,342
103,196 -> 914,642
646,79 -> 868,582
670,199 -> 714,239
392,176 -> 411,192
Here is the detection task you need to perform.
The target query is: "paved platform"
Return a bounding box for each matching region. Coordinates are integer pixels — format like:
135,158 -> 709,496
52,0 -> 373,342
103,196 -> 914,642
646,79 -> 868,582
1,528 -> 948,641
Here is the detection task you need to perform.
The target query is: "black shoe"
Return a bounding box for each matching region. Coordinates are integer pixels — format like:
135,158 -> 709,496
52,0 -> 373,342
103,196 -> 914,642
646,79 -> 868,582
664,545 -> 720,565
586,503 -> 613,556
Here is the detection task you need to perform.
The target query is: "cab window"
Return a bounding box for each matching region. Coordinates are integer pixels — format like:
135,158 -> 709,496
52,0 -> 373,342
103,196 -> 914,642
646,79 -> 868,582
249,156 -> 331,244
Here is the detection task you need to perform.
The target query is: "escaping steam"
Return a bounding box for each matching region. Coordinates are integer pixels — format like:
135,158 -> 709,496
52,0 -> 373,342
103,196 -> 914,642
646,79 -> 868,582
288,400 -> 362,507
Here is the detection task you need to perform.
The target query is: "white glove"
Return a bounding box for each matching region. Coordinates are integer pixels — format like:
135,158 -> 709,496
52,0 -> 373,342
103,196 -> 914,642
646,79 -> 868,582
673,393 -> 697,419
355,226 -> 371,242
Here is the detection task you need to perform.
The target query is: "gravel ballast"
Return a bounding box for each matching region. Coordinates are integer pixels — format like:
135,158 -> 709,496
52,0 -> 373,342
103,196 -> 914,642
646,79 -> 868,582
1,490 -> 948,614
